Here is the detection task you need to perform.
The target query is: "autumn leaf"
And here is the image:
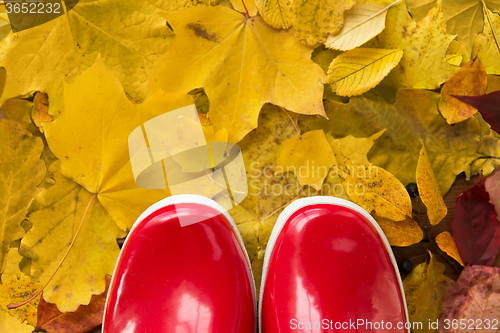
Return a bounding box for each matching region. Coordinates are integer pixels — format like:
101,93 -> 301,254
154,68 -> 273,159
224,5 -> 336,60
36,276 -> 111,333
369,0 -> 458,89
405,0 -> 437,22
255,0 -> 355,44
435,232 -> 464,266
43,55 -> 194,232
439,265 -> 500,331
0,120 -> 45,273
150,5 -> 327,143
230,0 -> 258,16
453,91 -> 500,133
452,175 -> 500,266
343,165 -> 412,221
0,0 -> 177,117
485,167 -> 500,220
0,308 -> 34,333
442,0 -> 500,52
19,162 -> 124,312
326,130 -> 385,168
299,89 -> 491,195
30,92 -> 51,134
327,48 -> 403,96
439,57 -> 487,124
374,216 -> 423,246
276,130 -> 336,190
416,144 -> 447,225
403,252 -> 452,333
325,1 -> 389,51
0,248 -> 41,327
473,8 -> 500,74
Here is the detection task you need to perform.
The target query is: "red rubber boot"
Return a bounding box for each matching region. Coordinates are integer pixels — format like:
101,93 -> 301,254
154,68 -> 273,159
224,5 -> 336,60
260,197 -> 409,332
103,195 -> 256,333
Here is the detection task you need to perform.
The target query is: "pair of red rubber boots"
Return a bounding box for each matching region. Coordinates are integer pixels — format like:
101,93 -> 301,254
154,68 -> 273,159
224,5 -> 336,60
102,195 -> 409,332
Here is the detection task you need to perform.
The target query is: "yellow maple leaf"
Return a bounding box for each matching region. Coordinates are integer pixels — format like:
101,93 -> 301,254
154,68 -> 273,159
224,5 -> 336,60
439,57 -> 487,124
275,130 -> 336,190
416,144 -> 447,225
0,0 -> 180,118
369,0 -> 457,89
403,252 -> 452,333
149,5 -> 327,143
42,56 -> 194,232
342,165 -> 412,221
435,232 -> 464,266
328,48 -> 403,96
19,162 -> 125,312
0,120 -> 45,273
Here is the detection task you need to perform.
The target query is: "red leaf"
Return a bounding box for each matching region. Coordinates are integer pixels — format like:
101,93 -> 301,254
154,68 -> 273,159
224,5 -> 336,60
438,266 -> 500,332
36,275 -> 111,333
453,91 -> 500,133
452,176 -> 500,266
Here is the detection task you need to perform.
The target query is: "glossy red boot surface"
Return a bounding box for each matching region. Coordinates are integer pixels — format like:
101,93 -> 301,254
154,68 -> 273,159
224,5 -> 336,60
103,195 -> 256,333
260,197 -> 408,332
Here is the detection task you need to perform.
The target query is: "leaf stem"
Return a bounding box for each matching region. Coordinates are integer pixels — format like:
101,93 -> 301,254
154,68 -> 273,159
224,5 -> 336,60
481,0 -> 500,54
8,193 -> 97,309
279,106 -> 302,138
241,0 -> 249,18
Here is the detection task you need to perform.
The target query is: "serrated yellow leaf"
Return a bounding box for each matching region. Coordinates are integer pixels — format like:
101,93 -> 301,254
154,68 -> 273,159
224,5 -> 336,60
342,165 -> 412,221
0,0 -> 177,117
276,130 -> 337,190
416,144 -> 447,225
150,6 -> 326,143
374,216 -> 423,246
0,308 -> 34,333
42,56 -> 194,232
436,232 -> 464,266
19,162 -> 124,312
328,48 -> 403,96
0,120 -> 45,273
369,0 -> 457,89
325,1 -> 389,51
254,0 -> 294,29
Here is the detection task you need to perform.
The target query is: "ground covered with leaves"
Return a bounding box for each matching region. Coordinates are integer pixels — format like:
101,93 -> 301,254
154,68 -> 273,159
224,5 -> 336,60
0,0 -> 500,332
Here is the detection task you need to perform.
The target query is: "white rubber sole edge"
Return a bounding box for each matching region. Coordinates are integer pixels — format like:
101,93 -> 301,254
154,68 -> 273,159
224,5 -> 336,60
102,194 -> 257,332
258,196 -> 409,333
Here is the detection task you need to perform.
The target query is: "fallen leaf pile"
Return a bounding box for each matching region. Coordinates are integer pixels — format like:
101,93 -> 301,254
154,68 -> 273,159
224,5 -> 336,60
0,0 -> 499,331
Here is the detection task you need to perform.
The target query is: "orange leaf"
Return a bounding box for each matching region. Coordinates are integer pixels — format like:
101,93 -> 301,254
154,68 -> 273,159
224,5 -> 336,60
36,275 -> 111,333
439,57 -> 487,124
435,232 -> 464,266
31,92 -> 52,133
